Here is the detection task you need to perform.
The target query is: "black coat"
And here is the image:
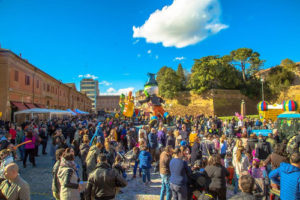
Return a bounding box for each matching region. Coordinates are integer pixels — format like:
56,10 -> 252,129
191,142 -> 202,165
205,165 -> 229,190
246,138 -> 258,154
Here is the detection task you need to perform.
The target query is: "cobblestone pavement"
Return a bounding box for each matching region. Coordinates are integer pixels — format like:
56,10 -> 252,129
16,142 -> 234,200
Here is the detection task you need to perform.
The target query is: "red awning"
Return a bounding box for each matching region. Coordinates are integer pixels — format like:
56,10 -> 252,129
24,103 -> 36,109
11,101 -> 28,111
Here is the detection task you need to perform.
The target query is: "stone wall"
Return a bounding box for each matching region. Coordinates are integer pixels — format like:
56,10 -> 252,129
164,90 -> 259,117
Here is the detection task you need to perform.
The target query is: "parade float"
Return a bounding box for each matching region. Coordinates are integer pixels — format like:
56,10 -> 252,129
137,73 -> 170,127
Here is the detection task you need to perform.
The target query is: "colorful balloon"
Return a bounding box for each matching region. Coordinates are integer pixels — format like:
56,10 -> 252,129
257,101 -> 268,111
283,100 -> 298,111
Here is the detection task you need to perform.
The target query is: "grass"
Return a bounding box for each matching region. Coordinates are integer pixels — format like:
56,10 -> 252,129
219,115 -> 259,121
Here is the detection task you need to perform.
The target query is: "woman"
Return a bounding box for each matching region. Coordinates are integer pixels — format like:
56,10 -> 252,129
174,130 -> 182,147
57,148 -> 81,200
264,143 -> 289,170
205,154 -> 229,200
52,148 -> 65,200
79,135 -> 90,181
23,130 -> 36,168
232,146 -> 250,194
166,130 -> 175,148
9,124 -> 17,145
169,148 -> 191,200
190,137 -> 202,166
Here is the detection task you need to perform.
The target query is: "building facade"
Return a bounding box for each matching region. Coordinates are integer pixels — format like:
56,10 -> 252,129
0,48 -> 92,121
80,78 -> 99,112
96,95 -> 120,112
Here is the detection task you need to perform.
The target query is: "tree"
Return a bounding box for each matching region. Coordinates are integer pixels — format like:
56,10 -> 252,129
176,63 -> 186,90
230,48 -> 264,82
157,66 -> 181,98
281,58 -> 297,71
188,55 -> 242,94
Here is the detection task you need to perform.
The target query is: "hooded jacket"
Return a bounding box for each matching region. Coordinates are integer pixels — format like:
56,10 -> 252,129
139,150 -> 152,169
246,138 -> 258,155
255,140 -> 271,160
269,162 -> 300,200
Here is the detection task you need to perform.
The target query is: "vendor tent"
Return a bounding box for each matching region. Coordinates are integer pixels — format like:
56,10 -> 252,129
67,109 -> 77,116
13,108 -> 73,122
74,109 -> 89,114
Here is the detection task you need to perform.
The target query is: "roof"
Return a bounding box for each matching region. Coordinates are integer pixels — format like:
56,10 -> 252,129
277,113 -> 300,118
65,83 -> 77,90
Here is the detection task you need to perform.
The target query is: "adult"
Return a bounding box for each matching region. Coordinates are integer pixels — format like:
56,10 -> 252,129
0,149 -> 14,178
169,148 -> 191,200
233,146 -> 250,194
229,175 -> 256,200
264,144 -> 289,170
190,137 -> 202,166
245,134 -> 258,155
148,128 -> 158,162
52,148 -> 65,200
166,130 -> 175,148
85,154 -> 127,200
159,145 -> 173,200
57,148 -> 81,200
39,125 -> 48,155
9,124 -> 16,145
269,152 -> 300,200
205,154 -> 229,200
0,163 -> 30,200
255,135 -> 272,160
23,130 -> 36,168
180,124 -> 189,143
16,126 -> 25,161
86,143 -> 104,176
157,127 -> 167,149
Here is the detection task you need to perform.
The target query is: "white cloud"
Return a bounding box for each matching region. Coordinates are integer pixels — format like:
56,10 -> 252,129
99,80 -> 112,86
104,87 -> 135,95
78,74 -> 98,79
106,87 -> 116,93
133,39 -> 140,45
147,49 -> 152,54
133,0 -> 228,48
174,56 -> 186,61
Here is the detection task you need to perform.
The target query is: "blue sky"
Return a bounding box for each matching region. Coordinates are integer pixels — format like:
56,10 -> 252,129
1,0 -> 300,95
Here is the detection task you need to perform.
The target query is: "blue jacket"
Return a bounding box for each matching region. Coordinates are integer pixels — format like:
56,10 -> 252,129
148,133 -> 158,149
269,162 -> 300,200
138,150 -> 152,169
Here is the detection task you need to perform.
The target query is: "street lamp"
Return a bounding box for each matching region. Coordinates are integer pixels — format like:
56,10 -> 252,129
260,76 -> 264,101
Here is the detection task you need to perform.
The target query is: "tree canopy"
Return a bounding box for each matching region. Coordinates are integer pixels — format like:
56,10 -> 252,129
156,66 -> 181,99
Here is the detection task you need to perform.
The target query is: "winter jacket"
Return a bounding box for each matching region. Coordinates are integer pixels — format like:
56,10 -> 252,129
85,162 -> 127,200
170,158 -> 191,186
0,175 -> 30,200
264,152 -> 289,169
159,151 -> 172,175
269,162 -> 300,200
229,192 -> 257,200
86,145 -> 100,175
233,155 -> 250,177
201,140 -> 214,157
166,135 -> 175,148
191,142 -> 202,165
255,140 -> 272,160
205,165 -> 229,190
148,133 -> 158,149
52,160 -> 61,195
57,159 -> 80,200
180,130 -> 189,142
24,136 -> 35,149
0,155 -> 14,178
139,150 -> 152,169
79,143 -> 90,165
246,138 -> 258,155
157,130 -> 166,147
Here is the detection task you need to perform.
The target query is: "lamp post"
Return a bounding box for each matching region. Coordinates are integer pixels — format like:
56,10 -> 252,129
260,76 -> 264,101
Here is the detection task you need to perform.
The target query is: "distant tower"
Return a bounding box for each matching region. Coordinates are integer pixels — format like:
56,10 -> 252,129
80,78 -> 99,112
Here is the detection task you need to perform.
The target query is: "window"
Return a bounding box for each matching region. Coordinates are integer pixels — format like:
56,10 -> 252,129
25,75 -> 30,85
47,84 -> 50,92
14,70 -> 19,82
36,80 -> 39,88
43,83 -> 46,91
55,88 -> 57,95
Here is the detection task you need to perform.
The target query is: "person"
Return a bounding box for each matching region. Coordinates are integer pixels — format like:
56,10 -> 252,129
9,124 -> 17,145
233,146 -> 250,194
229,175 -> 256,200
132,146 -> 141,179
180,124 -> 189,143
157,127 -> 167,149
190,137 -> 202,166
246,134 -> 258,155
23,130 -> 36,168
166,130 -> 175,148
52,148 -> 65,200
159,145 -> 173,200
85,153 -> 127,200
205,154 -> 229,200
0,149 -> 14,178
263,144 -> 289,170
39,125 -> 48,155
139,145 -> 152,185
57,148 -> 81,200
0,132 -> 11,151
269,152 -> 300,200
169,148 -> 191,200
255,135 -> 271,160
148,128 -> 158,162
16,126 -> 25,161
0,163 -> 30,200
79,135 -> 90,181
86,142 -> 103,176
266,133 -> 276,150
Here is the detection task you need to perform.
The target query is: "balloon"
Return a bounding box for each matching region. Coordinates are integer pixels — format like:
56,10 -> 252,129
123,91 -> 134,117
283,100 -> 298,111
257,101 -> 268,111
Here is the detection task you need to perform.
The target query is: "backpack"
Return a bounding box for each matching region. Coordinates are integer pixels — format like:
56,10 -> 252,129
286,135 -> 299,155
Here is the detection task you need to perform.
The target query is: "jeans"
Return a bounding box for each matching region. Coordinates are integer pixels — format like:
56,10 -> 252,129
133,161 -> 141,176
18,146 -> 25,160
141,168 -> 151,183
160,174 -> 171,200
170,183 -> 187,200
234,173 -> 239,194
23,148 -> 35,166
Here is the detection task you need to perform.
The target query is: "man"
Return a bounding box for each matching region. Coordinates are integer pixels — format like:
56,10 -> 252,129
269,152 -> 300,200
85,154 -> 127,200
0,163 -> 30,200
229,175 -> 256,200
148,128 -> 158,162
266,133 -> 276,150
255,135 -> 272,160
159,145 -> 173,200
39,125 -> 48,155
157,127 -> 167,149
180,124 -> 189,143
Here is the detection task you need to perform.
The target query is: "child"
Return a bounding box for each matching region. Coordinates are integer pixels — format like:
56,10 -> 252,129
226,161 -> 235,185
113,155 -> 127,194
138,145 -> 152,185
250,158 -> 266,179
132,147 -> 141,179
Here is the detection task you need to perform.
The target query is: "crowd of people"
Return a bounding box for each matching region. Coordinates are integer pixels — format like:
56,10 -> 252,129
0,114 -> 299,200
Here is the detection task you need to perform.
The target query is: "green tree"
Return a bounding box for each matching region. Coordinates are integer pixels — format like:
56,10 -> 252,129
281,58 -> 297,71
157,66 -> 181,98
188,55 -> 242,94
176,63 -> 186,90
230,48 -> 264,81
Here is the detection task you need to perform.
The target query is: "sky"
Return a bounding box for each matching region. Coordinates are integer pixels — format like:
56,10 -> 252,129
1,0 -> 300,95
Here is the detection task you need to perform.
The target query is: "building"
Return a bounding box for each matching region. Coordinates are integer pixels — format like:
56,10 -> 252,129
80,78 -> 99,112
96,95 -> 120,112
0,48 -> 93,121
